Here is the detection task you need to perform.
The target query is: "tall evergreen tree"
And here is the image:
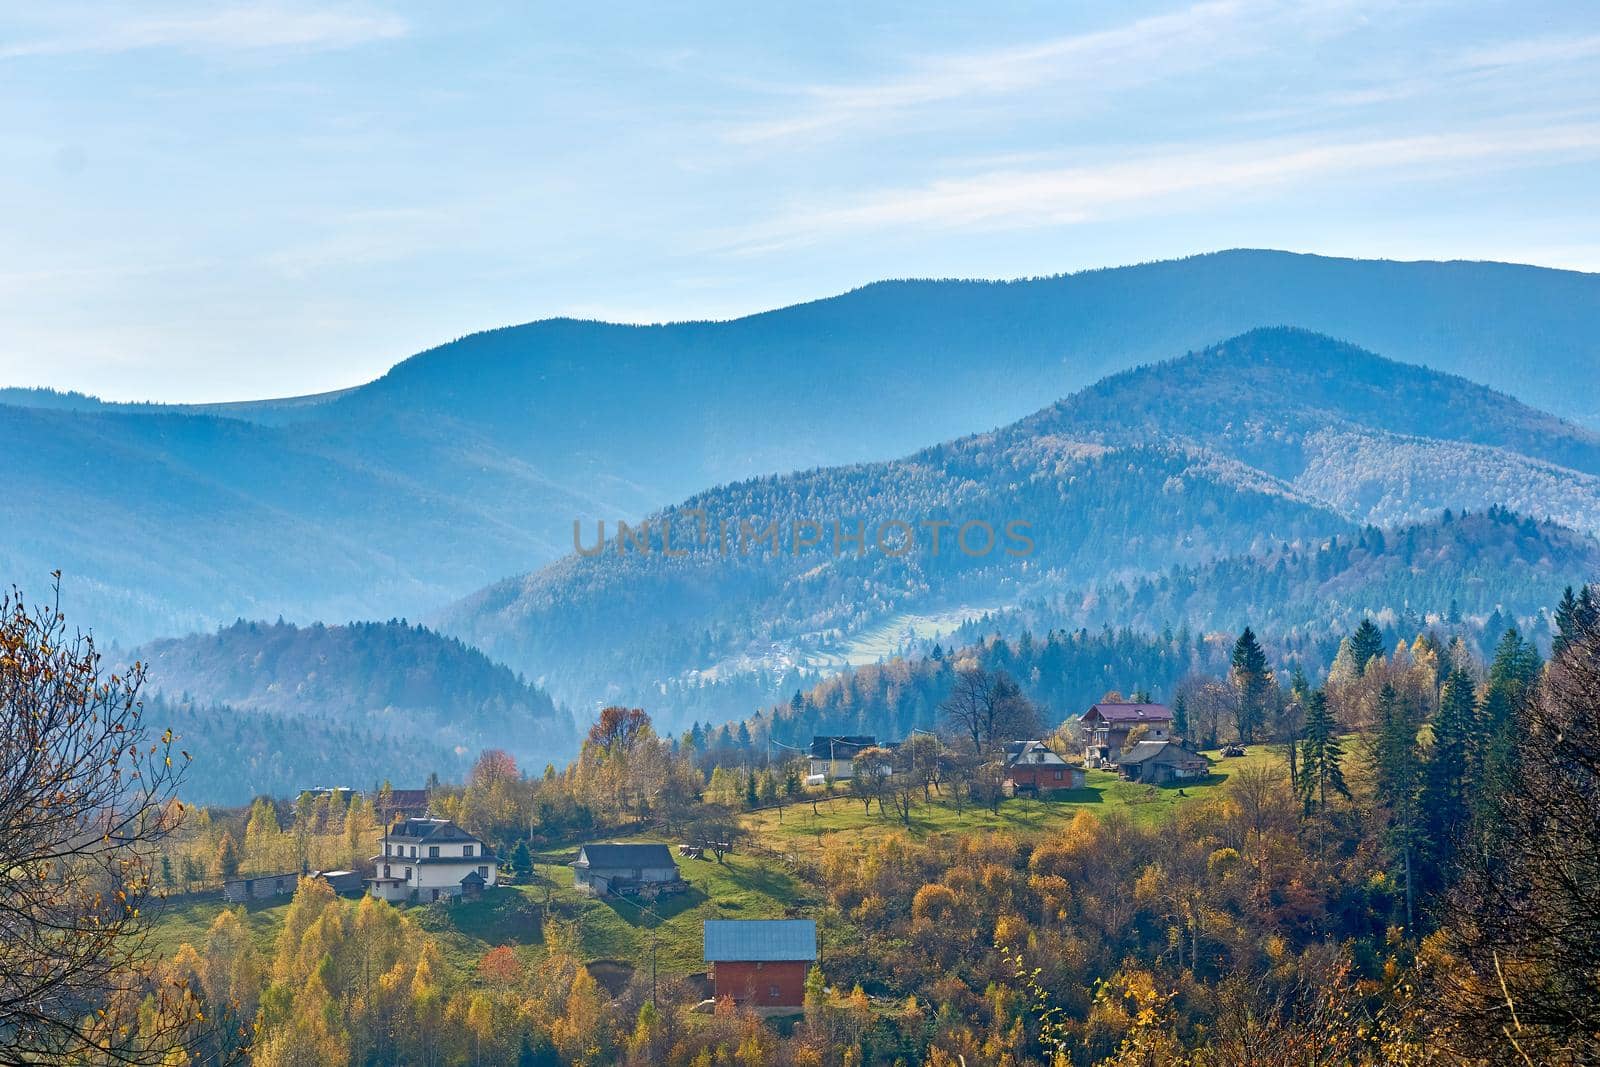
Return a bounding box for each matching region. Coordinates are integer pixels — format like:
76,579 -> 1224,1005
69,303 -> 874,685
1349,618 -> 1386,675
1419,664 -> 1478,896
1298,690 -> 1349,817
1372,683 -> 1423,932
1230,626 -> 1270,743
1475,626 -> 1543,822
1554,584 -> 1599,655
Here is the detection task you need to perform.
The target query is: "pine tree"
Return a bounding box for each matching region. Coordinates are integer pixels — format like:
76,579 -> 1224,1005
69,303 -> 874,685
1171,692 -> 1189,739
1349,619 -> 1385,675
511,839 -> 533,877
1298,690 -> 1348,816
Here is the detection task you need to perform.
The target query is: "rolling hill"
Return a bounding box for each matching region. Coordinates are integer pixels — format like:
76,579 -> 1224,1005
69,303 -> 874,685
5,250 -> 1600,644
133,619 -> 578,793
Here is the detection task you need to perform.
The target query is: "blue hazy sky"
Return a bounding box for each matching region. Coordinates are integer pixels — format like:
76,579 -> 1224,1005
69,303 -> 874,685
3,1 -> 1598,402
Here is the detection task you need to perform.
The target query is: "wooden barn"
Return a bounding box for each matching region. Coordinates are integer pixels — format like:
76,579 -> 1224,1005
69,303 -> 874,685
704,919 -> 817,1009
1116,739 -> 1211,784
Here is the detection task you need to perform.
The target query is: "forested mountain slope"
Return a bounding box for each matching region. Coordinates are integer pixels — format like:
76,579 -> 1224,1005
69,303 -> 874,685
439,435 -> 1348,725
951,507 -> 1600,661
440,332 -> 1600,730
150,696 -> 469,808
134,619 -> 576,781
5,251 -> 1599,644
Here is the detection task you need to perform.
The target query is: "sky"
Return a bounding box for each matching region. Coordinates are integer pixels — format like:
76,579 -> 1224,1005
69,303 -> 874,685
2,1 -> 1599,402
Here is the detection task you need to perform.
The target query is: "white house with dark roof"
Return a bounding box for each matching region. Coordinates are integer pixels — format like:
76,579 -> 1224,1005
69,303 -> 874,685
366,817 -> 496,903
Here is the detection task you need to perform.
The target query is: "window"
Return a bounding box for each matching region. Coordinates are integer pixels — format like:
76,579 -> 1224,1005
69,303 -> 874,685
383,864 -> 391,878
769,984 -> 781,999
478,865 -> 489,878
463,844 -> 473,858
410,846 -> 417,857
1053,769 -> 1063,780
404,867 -> 412,880
428,846 -> 440,858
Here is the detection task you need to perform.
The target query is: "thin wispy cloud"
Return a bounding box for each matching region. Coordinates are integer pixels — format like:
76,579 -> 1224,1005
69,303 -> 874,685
0,3 -> 406,59
723,121 -> 1600,253
725,0 -> 1372,144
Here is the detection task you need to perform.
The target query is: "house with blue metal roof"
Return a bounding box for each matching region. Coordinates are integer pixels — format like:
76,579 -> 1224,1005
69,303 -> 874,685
703,919 -> 817,1009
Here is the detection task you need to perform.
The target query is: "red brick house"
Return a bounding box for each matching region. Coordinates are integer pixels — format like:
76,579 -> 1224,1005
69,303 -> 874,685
704,919 -> 817,1009
1003,740 -> 1085,794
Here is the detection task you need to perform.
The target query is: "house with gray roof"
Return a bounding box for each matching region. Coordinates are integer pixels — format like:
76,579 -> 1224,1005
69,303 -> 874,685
571,842 -> 682,896
1116,739 -> 1211,784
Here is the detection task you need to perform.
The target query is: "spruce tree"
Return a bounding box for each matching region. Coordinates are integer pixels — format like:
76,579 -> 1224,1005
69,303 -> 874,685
1420,664 -> 1477,892
1349,618 -> 1386,675
1298,690 -> 1349,816
1476,627 -> 1543,821
1554,584 -> 1599,655
1230,627 -> 1270,743
216,832 -> 241,881
1373,683 -> 1422,932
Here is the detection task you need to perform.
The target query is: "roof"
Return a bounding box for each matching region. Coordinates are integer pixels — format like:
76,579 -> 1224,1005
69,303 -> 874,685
1118,740 -> 1208,765
460,870 -> 486,885
574,843 -> 678,870
376,789 -> 430,812
704,919 -> 817,962
224,871 -> 300,886
1004,740 -> 1068,767
1082,702 -> 1173,724
387,817 -> 479,844
808,735 -> 877,759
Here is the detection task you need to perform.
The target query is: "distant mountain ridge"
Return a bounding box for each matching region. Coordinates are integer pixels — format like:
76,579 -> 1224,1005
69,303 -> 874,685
1018,328 -> 1600,533
5,250 -> 1599,644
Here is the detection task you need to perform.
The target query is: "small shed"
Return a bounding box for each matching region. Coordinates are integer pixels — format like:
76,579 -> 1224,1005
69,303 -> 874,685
704,919 -> 817,1009
313,869 -> 365,895
571,843 -> 681,896
222,872 -> 300,903
459,869 -> 487,900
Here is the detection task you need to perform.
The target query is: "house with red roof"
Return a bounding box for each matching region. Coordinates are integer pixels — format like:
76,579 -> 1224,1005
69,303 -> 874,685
1080,702 -> 1173,767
